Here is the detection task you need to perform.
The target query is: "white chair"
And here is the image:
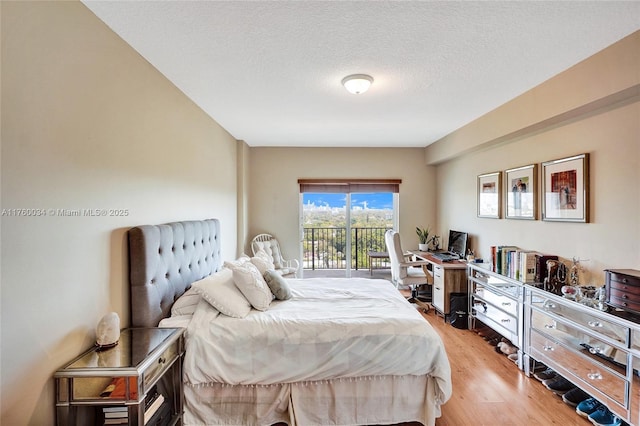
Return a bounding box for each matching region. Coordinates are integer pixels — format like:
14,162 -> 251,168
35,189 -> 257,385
385,229 -> 432,308
251,234 -> 299,278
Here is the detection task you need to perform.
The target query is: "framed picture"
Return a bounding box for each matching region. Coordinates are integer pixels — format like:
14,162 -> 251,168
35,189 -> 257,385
477,172 -> 501,218
542,153 -> 589,222
505,164 -> 537,220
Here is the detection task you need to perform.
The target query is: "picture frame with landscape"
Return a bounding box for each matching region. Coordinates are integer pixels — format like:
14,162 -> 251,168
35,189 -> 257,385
541,153 -> 589,222
477,172 -> 501,218
505,164 -> 537,220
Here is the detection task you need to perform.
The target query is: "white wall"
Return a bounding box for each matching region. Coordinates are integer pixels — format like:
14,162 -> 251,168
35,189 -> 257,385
248,147 -> 436,264
1,2 -> 238,424
429,32 -> 640,285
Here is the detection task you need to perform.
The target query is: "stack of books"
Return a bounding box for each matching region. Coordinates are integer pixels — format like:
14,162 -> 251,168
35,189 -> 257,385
490,245 -> 558,284
102,406 -> 128,425
101,386 -> 167,425
143,388 -> 166,425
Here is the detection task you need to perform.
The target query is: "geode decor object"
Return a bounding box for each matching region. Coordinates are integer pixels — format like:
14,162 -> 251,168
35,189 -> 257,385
95,312 -> 120,350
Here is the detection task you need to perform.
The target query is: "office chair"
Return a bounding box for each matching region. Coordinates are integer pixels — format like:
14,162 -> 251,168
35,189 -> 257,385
385,229 -> 433,310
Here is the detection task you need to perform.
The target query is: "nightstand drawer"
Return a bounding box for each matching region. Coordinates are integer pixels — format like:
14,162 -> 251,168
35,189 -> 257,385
530,330 -> 626,408
143,338 -> 180,389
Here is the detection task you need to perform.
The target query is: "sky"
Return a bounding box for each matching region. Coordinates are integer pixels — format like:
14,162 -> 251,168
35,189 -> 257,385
303,192 -> 393,210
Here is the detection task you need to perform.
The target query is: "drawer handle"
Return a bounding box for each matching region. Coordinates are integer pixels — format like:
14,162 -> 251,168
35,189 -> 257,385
501,302 -> 512,307
587,372 -> 603,381
501,319 -> 510,323
622,294 -> 628,299
589,347 -> 603,355
588,321 -> 603,328
158,357 -> 166,364
544,323 -> 556,329
435,287 -> 441,290
543,301 -> 556,310
543,345 -> 554,352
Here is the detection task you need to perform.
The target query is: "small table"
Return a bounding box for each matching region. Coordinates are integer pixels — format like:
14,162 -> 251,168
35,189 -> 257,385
54,327 -> 184,426
367,251 -> 389,275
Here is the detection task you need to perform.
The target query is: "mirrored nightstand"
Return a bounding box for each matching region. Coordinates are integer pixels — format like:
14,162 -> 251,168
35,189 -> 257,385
54,327 -> 184,426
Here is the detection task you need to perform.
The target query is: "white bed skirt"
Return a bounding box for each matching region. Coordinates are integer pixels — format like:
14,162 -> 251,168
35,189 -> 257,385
184,374 -> 441,426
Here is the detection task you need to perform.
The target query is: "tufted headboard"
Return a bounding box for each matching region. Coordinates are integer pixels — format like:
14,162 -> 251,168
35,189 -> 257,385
128,219 -> 222,327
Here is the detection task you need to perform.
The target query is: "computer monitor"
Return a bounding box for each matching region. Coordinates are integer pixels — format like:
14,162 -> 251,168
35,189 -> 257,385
448,230 -> 468,259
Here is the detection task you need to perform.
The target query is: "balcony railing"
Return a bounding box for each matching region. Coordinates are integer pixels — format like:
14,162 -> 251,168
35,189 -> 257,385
302,227 -> 391,270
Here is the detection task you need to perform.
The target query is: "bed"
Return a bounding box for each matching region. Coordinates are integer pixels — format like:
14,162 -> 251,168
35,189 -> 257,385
128,219 -> 452,426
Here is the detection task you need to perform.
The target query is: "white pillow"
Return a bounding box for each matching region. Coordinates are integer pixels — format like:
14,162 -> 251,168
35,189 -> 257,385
226,262 -> 273,311
250,254 -> 273,275
223,255 -> 250,269
171,287 -> 201,316
192,268 -> 251,318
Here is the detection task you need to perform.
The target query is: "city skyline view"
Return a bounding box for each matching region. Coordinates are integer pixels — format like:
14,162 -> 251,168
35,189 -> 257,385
303,192 -> 393,210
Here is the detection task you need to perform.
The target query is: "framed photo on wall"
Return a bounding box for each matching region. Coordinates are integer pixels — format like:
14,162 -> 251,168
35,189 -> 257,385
542,153 -> 589,222
505,164 -> 537,220
477,172 -> 501,218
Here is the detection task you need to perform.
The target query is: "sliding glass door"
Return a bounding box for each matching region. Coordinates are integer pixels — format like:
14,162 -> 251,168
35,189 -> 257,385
300,186 -> 397,277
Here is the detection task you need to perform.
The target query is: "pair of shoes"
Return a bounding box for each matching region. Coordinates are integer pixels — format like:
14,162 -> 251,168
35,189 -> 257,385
543,376 -> 574,395
577,398 -> 603,417
562,387 -> 591,406
507,353 -> 518,363
534,367 -> 557,382
497,341 -> 517,355
588,404 -> 622,426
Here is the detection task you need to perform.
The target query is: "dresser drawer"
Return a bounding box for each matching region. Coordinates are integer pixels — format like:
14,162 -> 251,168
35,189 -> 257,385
529,330 -> 627,409
474,286 -> 517,317
531,309 -> 626,372
473,300 -> 517,334
531,297 -> 628,346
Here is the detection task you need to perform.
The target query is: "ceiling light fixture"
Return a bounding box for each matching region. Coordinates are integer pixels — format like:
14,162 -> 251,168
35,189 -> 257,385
341,74 -> 373,94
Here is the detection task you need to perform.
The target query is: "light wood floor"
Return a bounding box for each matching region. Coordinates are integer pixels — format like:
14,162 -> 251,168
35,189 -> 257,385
419,307 -> 589,426
301,271 -> 588,425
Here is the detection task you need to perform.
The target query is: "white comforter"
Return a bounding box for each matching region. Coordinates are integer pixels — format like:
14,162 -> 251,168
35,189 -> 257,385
182,277 -> 451,403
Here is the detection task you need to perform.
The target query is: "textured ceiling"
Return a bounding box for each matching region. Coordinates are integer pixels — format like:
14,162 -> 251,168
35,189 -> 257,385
82,1 -> 640,148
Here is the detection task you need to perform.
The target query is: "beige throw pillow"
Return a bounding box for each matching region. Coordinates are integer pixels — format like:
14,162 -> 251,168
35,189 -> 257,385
192,268 -> 251,318
227,262 -> 273,311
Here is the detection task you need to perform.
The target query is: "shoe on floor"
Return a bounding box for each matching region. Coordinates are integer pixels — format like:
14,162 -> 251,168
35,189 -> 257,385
588,405 -> 621,426
533,367 -> 557,382
562,387 -> 591,406
508,353 -> 518,363
577,398 -> 603,417
543,376 -> 575,395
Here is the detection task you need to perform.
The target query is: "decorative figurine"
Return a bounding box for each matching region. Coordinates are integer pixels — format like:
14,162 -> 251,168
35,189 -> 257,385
430,235 -> 440,251
569,257 -> 580,286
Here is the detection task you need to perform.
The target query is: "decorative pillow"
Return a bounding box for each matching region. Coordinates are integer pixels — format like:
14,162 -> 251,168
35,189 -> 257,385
223,254 -> 250,269
171,287 -> 201,316
264,270 -> 292,300
191,268 -> 251,318
250,251 -> 275,275
226,262 -> 273,311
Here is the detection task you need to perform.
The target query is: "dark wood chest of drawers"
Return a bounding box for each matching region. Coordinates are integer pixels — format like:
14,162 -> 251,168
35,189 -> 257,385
606,269 -> 640,314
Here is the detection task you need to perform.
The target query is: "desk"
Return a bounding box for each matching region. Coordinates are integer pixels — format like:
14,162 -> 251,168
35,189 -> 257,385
411,251 -> 467,318
367,251 -> 389,275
